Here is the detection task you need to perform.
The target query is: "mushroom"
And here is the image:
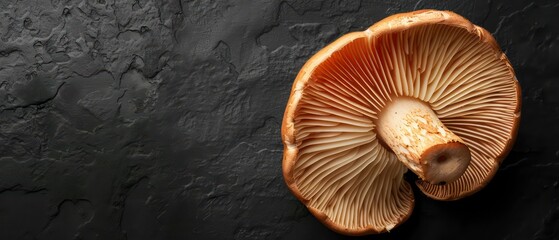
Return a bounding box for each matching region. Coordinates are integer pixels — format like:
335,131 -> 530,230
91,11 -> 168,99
282,10 -> 520,235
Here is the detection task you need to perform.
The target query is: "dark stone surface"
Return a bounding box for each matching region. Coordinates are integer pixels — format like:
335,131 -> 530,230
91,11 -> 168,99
0,0 -> 557,239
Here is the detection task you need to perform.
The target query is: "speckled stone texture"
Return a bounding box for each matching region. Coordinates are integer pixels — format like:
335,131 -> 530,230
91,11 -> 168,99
0,0 -> 557,239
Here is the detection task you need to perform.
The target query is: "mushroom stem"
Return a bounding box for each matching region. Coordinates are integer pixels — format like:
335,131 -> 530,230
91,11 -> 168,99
376,97 -> 471,184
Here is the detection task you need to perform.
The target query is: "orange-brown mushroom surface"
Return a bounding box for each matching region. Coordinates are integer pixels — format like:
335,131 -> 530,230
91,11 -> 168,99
282,10 -> 520,235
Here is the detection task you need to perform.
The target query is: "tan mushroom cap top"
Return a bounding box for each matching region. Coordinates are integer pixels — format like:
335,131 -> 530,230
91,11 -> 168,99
282,9 -> 521,235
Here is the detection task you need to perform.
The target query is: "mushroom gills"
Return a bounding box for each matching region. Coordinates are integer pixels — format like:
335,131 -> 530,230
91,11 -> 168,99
376,97 -> 471,184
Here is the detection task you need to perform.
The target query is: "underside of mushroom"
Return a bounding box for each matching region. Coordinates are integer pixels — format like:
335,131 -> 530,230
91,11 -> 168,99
282,10 -> 520,235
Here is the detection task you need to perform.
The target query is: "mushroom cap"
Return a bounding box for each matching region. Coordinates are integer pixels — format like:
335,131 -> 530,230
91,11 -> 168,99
282,10 -> 520,235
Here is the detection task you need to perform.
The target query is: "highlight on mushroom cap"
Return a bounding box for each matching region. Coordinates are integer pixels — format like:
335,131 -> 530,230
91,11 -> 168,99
282,9 -> 520,235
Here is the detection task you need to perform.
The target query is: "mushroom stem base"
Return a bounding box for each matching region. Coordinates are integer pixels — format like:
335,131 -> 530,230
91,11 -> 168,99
376,97 -> 471,184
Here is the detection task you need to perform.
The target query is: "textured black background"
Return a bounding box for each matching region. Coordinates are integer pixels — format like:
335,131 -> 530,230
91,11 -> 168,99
0,0 -> 557,239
